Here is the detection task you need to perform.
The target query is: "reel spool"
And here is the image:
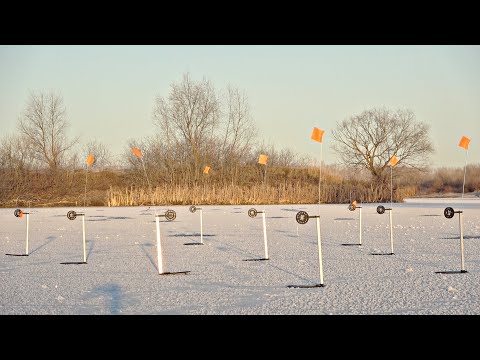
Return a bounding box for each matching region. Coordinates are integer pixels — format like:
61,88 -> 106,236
164,209 -> 176,221
14,209 -> 23,218
296,211 -> 310,225
189,205 -> 201,213
444,207 -> 455,219
348,203 -> 356,211
67,210 -> 78,220
376,205 -> 386,214
248,208 -> 258,218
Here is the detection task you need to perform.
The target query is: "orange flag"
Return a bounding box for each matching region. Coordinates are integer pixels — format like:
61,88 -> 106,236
203,166 -> 210,174
388,154 -> 399,167
86,153 -> 95,166
18,210 -> 23,219
258,154 -> 268,165
352,200 -> 357,208
132,147 -> 143,159
311,127 -> 325,143
458,136 -> 471,150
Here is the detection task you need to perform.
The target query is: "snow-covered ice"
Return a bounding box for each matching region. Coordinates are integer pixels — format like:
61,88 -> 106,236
1,198 -> 479,314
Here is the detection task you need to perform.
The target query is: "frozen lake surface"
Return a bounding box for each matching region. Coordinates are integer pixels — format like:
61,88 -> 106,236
1,198 -> 479,314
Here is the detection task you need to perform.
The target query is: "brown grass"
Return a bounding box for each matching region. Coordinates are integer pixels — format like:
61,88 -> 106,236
2,164 -> 479,208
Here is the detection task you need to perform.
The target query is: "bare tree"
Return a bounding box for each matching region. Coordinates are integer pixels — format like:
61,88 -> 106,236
218,85 -> 257,184
0,134 -> 36,199
83,140 -> 113,170
17,91 -> 78,176
124,136 -> 178,185
152,73 -> 220,185
0,134 -> 36,171
331,108 -> 434,181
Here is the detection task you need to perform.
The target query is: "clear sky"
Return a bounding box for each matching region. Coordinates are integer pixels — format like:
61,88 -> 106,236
1,45 -> 479,168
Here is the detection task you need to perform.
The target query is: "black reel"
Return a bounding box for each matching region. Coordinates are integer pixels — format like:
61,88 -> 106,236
296,211 -> 309,225
376,205 -> 385,214
444,207 -> 455,219
67,210 -> 77,220
165,209 -> 176,221
14,209 -> 23,218
348,203 -> 356,211
189,205 -> 197,213
248,208 -> 258,218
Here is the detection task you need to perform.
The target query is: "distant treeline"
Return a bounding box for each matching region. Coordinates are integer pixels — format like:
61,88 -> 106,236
1,81 -> 478,208
1,163 -> 478,208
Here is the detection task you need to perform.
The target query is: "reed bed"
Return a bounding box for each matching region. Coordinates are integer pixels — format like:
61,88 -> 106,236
106,182 -> 417,206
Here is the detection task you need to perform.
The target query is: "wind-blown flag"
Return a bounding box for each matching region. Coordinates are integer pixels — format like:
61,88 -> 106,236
203,166 -> 210,174
86,154 -> 95,166
388,154 -> 399,167
132,147 -> 143,159
458,136 -> 471,150
258,154 -> 268,165
311,127 -> 325,143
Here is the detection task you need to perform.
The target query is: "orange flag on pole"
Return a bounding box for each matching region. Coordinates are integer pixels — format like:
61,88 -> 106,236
258,154 -> 268,165
132,147 -> 143,159
388,154 -> 399,167
203,166 -> 210,174
86,153 -> 95,166
458,136 -> 471,150
311,127 -> 325,143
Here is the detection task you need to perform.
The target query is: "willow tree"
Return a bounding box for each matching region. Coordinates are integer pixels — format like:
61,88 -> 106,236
331,108 -> 434,182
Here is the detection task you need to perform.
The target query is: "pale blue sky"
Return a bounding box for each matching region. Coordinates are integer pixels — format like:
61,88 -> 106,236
1,45 -> 479,168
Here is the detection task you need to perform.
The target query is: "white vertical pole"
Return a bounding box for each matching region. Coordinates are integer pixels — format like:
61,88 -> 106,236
200,209 -> 203,244
390,166 -> 393,208
262,211 -> 269,259
461,150 -> 468,199
264,164 -> 267,185
84,166 -> 88,208
25,213 -> 29,255
156,216 -> 163,274
359,207 -> 362,246
141,158 -> 157,216
318,143 -> 323,214
82,215 -> 86,263
459,212 -> 465,272
389,209 -> 394,254
316,216 -> 324,286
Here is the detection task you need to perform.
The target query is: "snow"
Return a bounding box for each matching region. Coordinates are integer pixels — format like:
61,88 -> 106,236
1,198 -> 479,315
